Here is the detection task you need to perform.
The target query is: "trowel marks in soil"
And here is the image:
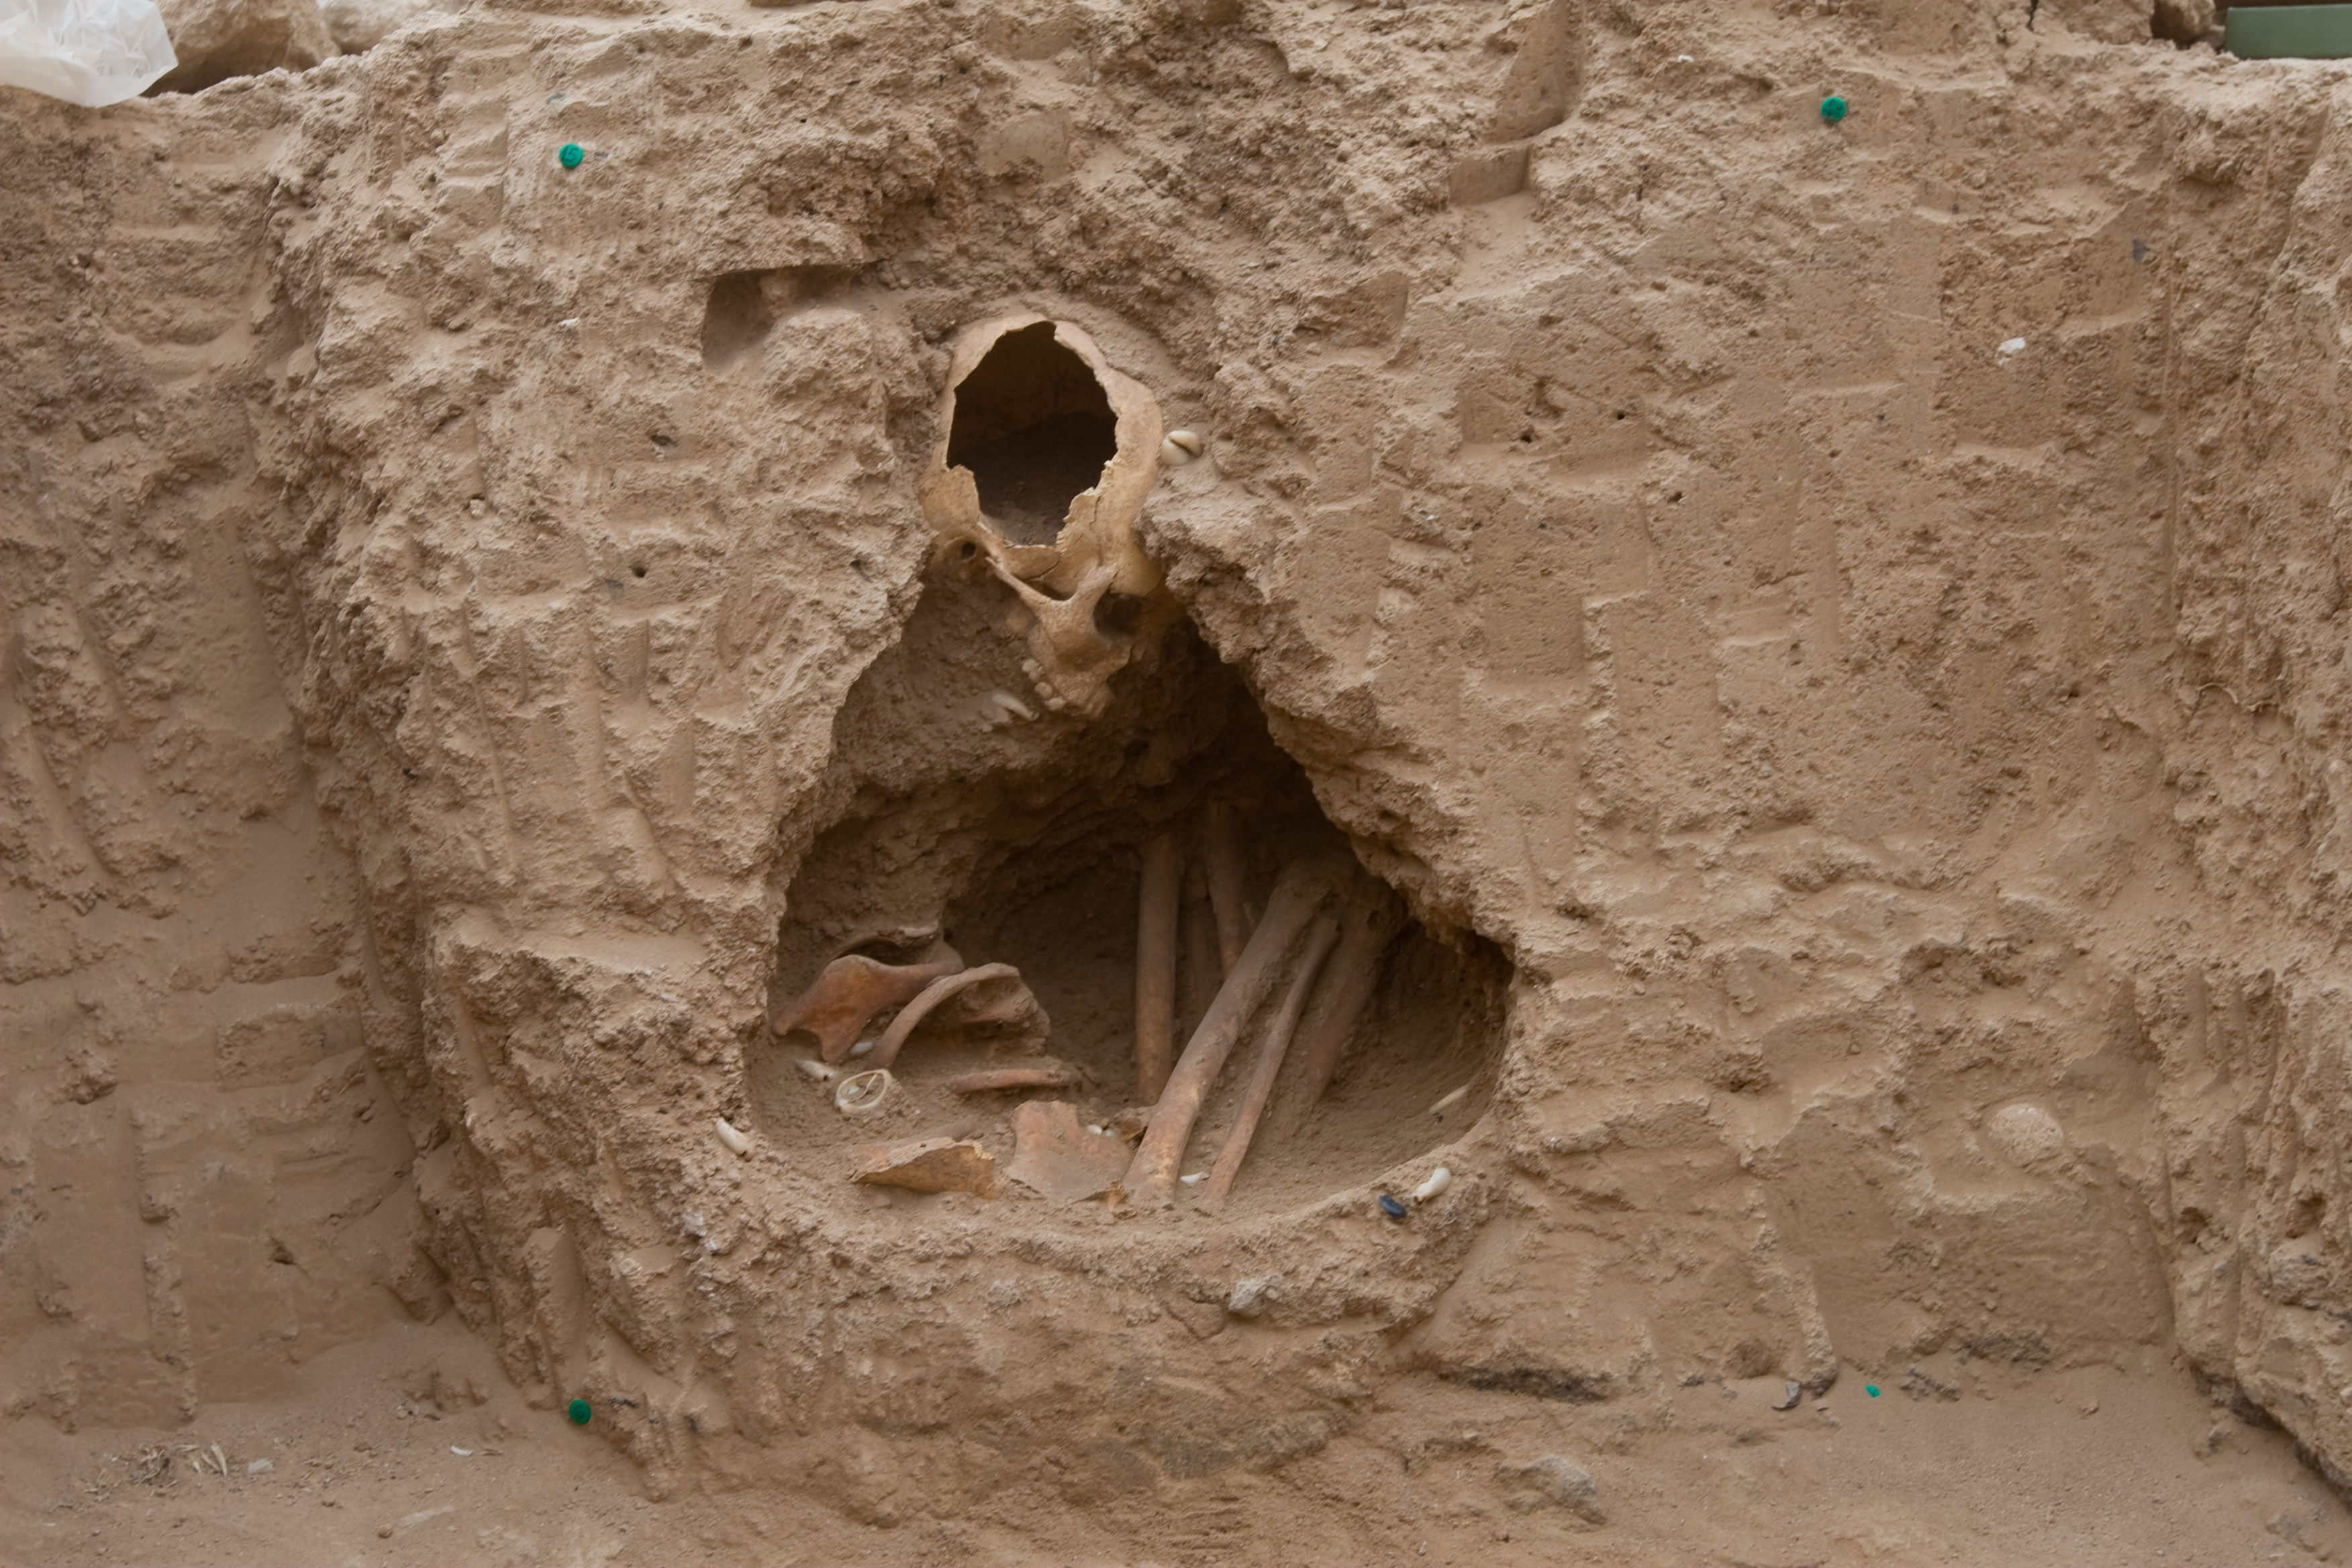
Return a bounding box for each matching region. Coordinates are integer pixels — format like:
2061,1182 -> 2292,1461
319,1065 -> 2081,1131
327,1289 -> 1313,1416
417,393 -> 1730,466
9,0 -> 2352,1552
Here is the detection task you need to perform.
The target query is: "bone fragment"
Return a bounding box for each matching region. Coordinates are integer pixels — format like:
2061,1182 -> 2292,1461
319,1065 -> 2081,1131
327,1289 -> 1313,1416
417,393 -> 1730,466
1412,1166 -> 1454,1202
989,688 -> 1038,722
1284,877 -> 1409,1120
771,954 -> 960,1065
714,1117 -> 750,1156
1135,832 -> 1182,1102
1429,1084 -> 1471,1117
1122,862 -> 1338,1204
948,1064 -> 1077,1094
852,1137 -> 1000,1198
1005,1100 -> 1131,1201
1204,803 -> 1253,976
1202,914 -> 1342,1208
865,963 -> 1024,1069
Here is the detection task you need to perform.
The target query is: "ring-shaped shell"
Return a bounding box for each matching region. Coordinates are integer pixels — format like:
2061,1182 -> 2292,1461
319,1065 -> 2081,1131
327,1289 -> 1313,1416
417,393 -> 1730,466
836,1069 -> 893,1114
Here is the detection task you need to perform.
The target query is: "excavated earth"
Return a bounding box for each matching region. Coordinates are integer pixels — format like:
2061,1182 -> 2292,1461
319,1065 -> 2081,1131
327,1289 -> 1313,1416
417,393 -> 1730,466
13,0 -> 2352,1560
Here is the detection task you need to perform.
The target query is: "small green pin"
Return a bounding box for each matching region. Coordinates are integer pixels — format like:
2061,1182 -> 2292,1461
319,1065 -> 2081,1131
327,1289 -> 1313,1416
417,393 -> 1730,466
567,1398 -> 592,1424
1820,95 -> 1848,124
1864,1383 -> 1881,1397
558,143 -> 585,169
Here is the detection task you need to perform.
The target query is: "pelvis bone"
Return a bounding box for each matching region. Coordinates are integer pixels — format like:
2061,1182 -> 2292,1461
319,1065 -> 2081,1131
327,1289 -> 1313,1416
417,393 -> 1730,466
770,954 -> 960,1064
919,315 -> 1181,720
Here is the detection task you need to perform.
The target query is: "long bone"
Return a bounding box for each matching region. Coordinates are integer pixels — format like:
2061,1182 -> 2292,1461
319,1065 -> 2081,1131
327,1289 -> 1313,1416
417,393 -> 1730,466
1204,801 -> 1252,976
771,954 -> 961,1065
865,963 -> 1026,1070
1281,875 -> 1409,1123
949,1064 -> 1078,1094
1181,861 -> 1220,1037
1134,832 -> 1181,1103
1200,914 -> 1342,1209
1122,861 -> 1338,1204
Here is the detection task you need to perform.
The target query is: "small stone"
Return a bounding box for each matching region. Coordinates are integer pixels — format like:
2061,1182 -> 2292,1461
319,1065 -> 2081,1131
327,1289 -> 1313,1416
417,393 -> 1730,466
1226,1276 -> 1277,1318
1499,1455 -> 1602,1524
378,1525 -> 394,1538
1773,1381 -> 1802,1411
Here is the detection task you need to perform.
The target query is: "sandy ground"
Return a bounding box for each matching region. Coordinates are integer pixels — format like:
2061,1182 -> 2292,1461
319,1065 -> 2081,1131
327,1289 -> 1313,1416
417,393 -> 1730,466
4,1318 -> 2347,1567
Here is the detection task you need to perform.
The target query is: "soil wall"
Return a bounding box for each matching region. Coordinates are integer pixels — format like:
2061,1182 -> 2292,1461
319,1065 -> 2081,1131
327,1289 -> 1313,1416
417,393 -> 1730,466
10,0 -> 2352,1516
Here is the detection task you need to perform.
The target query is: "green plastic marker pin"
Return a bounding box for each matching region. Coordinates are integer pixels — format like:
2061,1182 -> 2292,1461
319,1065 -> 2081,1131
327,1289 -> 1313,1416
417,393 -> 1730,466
558,143 -> 585,169
1864,1383 -> 1881,1398
567,1398 -> 592,1424
1820,95 -> 1848,124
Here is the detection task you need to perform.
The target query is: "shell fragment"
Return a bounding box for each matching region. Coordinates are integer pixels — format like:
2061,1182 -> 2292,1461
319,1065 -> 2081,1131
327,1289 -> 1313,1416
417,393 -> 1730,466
836,1068 -> 893,1115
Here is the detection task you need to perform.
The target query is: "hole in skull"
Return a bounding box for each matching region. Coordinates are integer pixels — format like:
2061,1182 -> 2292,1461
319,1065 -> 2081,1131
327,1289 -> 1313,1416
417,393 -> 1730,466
944,322 -> 1120,546
1093,592 -> 1148,639
750,593 -> 1508,1216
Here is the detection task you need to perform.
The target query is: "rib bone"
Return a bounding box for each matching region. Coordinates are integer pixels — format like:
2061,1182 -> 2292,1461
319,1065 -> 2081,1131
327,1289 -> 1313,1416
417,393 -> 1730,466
1202,914 -> 1342,1209
865,963 -> 1027,1070
771,954 -> 960,1065
1122,861 -> 1338,1204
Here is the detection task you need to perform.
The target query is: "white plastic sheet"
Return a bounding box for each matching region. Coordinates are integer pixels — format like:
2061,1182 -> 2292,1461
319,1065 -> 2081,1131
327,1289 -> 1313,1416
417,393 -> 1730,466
0,0 -> 177,108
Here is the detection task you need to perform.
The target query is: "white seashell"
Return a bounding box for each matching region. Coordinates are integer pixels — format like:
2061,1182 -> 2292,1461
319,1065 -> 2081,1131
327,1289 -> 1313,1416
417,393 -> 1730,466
1159,438 -> 1193,468
714,1117 -> 750,1157
850,1037 -> 876,1059
1412,1167 -> 1453,1203
1179,1171 -> 1207,1185
1166,429 -> 1204,456
836,1069 -> 892,1114
1997,336 -> 2026,356
989,689 -> 1038,722
794,1059 -> 837,1082
1430,1084 -> 1470,1117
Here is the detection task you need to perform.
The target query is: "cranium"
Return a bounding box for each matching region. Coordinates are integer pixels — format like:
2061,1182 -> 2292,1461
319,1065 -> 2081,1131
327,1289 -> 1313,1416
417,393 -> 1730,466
919,315 -> 1180,719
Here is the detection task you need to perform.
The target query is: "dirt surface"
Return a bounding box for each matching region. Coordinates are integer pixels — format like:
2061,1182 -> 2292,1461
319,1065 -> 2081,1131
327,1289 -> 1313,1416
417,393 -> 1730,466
16,0 -> 2352,1557
3,1319 -> 2348,1565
